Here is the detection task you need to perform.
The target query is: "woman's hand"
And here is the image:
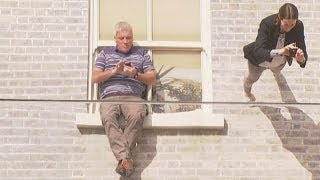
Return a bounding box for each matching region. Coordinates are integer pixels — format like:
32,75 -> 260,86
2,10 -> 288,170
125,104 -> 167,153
279,43 -> 296,57
295,48 -> 305,64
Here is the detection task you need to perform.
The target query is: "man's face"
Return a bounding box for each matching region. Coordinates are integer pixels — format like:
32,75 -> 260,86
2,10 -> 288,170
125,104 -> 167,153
114,29 -> 133,54
280,19 -> 297,32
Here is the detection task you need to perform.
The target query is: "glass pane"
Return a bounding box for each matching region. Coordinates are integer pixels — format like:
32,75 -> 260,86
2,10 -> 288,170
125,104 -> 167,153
152,50 -> 202,113
99,0 -> 147,40
153,0 -> 200,41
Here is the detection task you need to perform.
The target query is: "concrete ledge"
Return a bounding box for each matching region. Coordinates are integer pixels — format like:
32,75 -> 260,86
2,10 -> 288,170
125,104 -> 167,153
76,109 -> 225,129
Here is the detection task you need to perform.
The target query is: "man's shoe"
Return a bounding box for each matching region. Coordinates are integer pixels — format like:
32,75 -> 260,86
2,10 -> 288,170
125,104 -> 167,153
115,160 -> 126,176
122,158 -> 135,177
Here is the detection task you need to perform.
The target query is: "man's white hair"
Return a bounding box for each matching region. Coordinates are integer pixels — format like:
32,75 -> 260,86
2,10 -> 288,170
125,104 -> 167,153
114,21 -> 132,36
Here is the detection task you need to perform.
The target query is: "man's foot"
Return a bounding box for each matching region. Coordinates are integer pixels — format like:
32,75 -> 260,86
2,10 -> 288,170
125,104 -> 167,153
122,158 -> 134,177
115,160 -> 126,176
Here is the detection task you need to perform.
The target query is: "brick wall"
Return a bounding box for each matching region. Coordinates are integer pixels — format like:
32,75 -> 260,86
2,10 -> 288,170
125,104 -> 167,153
0,0 -> 88,100
1,0 -> 320,179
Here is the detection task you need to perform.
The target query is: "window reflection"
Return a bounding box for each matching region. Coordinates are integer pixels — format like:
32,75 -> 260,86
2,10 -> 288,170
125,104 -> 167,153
152,50 -> 202,113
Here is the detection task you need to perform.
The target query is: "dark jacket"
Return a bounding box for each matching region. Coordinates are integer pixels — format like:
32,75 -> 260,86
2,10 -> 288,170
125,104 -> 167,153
243,14 -> 308,67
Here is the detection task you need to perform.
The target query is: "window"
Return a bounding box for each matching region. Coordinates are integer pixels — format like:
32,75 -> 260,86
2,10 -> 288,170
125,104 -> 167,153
87,0 -> 214,118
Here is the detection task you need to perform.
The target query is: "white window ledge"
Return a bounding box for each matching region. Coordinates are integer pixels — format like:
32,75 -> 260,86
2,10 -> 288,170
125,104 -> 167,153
76,109 -> 224,129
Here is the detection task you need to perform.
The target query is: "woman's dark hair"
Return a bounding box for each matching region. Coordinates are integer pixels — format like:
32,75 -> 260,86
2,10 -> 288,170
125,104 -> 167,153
276,3 -> 299,25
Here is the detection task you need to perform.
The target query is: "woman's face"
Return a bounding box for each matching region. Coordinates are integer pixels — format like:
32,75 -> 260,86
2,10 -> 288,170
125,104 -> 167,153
280,18 -> 297,32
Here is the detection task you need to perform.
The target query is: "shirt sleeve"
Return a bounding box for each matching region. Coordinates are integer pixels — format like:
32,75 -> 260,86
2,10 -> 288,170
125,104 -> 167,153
270,49 -> 281,58
94,50 -> 107,70
142,50 -> 155,72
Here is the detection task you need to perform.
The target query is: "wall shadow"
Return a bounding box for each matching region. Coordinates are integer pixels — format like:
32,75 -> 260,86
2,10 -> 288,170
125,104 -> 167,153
79,126 -> 157,180
120,129 -> 158,180
79,119 -> 228,180
119,120 -> 228,180
255,73 -> 320,180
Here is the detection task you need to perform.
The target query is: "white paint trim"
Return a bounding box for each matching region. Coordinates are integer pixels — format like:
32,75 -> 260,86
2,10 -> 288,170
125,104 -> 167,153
88,0 -> 99,113
147,0 -> 152,41
201,0 -> 213,114
87,0 -> 94,113
97,40 -> 203,50
76,110 -> 225,129
88,0 -> 94,101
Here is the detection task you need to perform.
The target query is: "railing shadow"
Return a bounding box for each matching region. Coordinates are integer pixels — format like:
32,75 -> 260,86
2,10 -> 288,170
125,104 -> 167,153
255,72 -> 320,180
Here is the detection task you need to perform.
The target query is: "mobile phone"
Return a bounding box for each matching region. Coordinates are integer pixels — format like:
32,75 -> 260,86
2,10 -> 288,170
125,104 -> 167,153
125,62 -> 131,67
289,47 -> 298,58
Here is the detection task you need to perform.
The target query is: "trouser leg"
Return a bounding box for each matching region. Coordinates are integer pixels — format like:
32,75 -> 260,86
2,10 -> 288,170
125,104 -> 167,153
270,63 -> 286,74
120,96 -> 147,157
269,63 -> 294,102
100,97 -> 128,161
100,96 -> 147,161
244,60 -> 266,93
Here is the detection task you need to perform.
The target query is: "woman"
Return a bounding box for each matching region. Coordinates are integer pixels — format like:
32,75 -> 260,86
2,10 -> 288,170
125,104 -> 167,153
243,3 -> 308,101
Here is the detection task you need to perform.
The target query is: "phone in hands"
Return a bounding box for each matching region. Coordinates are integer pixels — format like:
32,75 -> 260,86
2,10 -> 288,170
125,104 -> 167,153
288,43 -> 298,58
125,62 -> 132,67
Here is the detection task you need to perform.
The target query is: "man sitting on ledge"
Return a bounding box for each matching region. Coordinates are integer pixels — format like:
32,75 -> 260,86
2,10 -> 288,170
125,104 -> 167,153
91,21 -> 156,177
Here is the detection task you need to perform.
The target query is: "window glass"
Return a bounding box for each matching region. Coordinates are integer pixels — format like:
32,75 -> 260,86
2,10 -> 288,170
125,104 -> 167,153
152,50 -> 202,113
94,0 -> 208,115
99,0 -> 147,40
152,0 -> 200,41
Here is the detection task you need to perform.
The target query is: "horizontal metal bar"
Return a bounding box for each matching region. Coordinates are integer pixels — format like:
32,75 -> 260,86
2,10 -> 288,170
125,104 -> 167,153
0,98 -> 319,106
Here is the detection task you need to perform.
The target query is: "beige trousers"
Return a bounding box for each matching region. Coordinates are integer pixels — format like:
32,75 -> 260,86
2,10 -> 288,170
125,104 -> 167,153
100,96 -> 147,161
244,60 -> 286,91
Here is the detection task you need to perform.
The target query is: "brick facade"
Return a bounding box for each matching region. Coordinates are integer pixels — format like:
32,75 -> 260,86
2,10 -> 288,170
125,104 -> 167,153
0,0 -> 319,179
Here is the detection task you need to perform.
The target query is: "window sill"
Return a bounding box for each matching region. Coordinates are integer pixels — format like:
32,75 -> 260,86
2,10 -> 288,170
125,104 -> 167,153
76,109 -> 224,129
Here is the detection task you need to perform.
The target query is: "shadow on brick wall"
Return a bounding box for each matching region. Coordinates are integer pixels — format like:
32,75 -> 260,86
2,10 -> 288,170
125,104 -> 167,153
80,121 -> 228,180
120,124 -> 228,180
122,129 -> 158,180
256,72 -> 320,180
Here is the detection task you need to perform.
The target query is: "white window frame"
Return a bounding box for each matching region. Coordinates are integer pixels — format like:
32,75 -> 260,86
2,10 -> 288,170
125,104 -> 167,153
86,0 -> 216,122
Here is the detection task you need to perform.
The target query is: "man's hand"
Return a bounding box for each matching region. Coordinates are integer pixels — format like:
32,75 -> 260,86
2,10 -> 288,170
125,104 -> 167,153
113,61 -> 125,74
111,60 -> 138,78
110,60 -> 126,76
123,65 -> 137,78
